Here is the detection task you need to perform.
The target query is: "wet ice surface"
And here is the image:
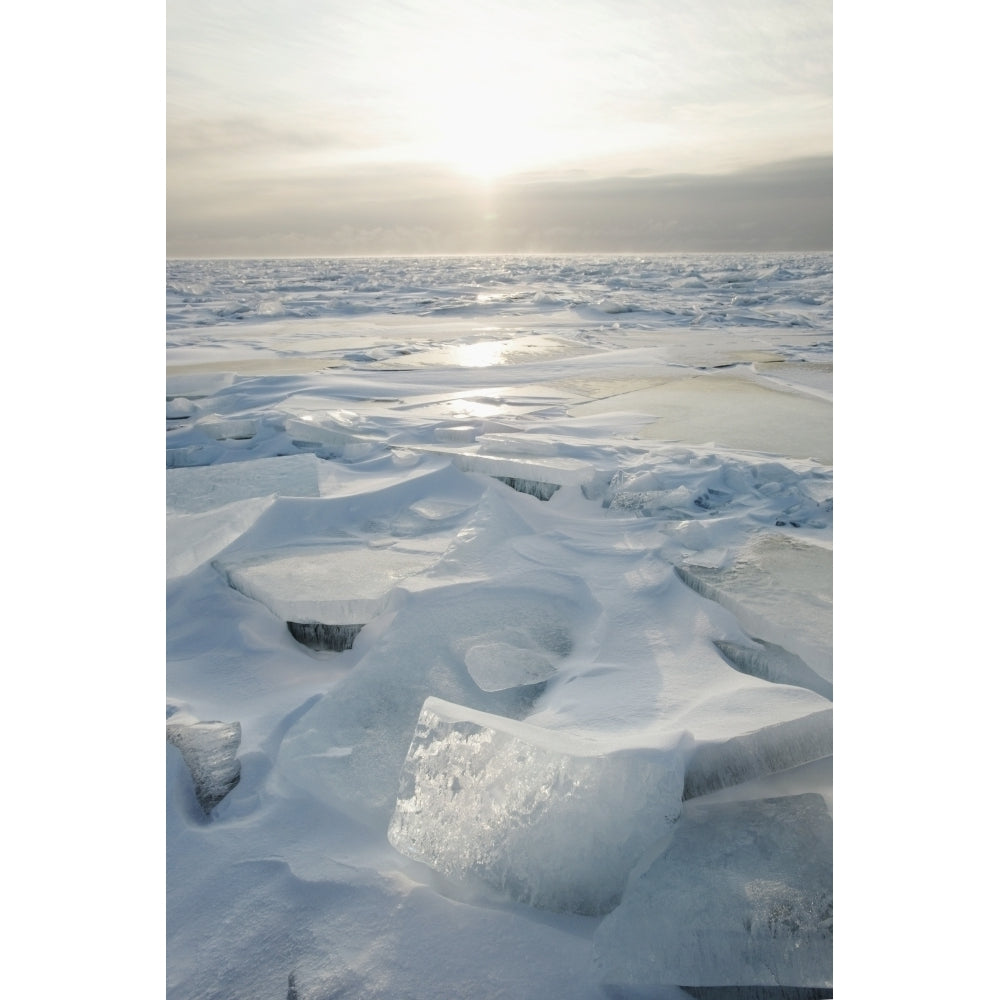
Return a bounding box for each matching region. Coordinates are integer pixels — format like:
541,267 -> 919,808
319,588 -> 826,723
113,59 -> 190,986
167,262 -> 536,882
166,254 -> 832,999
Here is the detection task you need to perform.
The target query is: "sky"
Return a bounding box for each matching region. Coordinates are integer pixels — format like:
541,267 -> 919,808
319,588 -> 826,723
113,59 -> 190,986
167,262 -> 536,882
167,0 -> 832,257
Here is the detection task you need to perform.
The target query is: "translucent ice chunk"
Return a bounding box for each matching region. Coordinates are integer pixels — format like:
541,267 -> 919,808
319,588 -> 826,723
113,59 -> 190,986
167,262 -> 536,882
593,793 -> 832,991
464,643 -> 558,691
196,416 -> 258,440
387,697 -> 686,915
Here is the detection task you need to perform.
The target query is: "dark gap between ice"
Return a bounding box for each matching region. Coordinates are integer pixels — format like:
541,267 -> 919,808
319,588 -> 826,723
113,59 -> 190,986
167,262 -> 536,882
492,476 -> 561,500
287,622 -> 365,651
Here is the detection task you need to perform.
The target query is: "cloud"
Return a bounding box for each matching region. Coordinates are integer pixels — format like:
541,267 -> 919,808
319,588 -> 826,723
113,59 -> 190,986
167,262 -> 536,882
167,156 -> 831,256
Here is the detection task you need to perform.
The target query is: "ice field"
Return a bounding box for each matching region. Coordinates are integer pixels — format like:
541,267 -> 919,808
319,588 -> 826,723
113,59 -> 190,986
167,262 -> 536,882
166,254 -> 833,999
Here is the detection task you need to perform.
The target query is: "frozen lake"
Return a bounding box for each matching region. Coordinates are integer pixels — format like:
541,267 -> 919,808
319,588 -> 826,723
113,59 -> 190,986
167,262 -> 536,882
167,253 -> 833,999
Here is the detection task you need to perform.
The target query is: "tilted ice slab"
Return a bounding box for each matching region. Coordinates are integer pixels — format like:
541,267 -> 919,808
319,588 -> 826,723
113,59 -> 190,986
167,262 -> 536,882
388,697 -> 686,916
284,415 -> 383,458
683,708 -> 833,800
216,543 -> 441,626
166,719 -> 242,816
401,434 -> 602,497
593,793 -> 833,992
676,533 -> 832,680
167,495 -> 272,580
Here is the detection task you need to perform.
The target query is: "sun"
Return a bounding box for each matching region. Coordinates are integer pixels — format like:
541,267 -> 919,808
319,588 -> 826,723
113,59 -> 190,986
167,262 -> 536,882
432,90 -> 540,182
398,10 -> 576,182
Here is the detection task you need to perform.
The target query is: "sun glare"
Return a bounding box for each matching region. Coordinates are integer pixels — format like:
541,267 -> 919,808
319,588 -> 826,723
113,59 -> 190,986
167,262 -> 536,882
435,94 -> 536,181
402,9 -> 580,182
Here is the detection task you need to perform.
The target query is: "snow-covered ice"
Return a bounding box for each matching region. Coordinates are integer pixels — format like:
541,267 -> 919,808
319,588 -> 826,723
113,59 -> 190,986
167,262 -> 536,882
166,253 -> 833,998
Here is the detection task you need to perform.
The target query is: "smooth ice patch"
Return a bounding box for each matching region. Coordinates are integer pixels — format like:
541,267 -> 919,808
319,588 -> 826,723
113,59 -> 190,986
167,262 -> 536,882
572,371 -> 832,465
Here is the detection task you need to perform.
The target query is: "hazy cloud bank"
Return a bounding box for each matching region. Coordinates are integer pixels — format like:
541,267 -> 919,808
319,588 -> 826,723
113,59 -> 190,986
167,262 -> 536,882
167,156 -> 831,258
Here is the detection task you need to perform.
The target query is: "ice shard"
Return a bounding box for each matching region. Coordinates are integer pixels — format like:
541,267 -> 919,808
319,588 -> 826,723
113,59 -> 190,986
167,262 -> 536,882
166,720 -> 242,816
388,697 -> 686,915
714,639 -> 833,701
593,793 -> 833,993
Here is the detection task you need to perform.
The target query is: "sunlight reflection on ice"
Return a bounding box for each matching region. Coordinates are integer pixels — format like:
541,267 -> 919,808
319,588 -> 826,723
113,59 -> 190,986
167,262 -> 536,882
446,341 -> 510,367
445,397 -> 505,418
